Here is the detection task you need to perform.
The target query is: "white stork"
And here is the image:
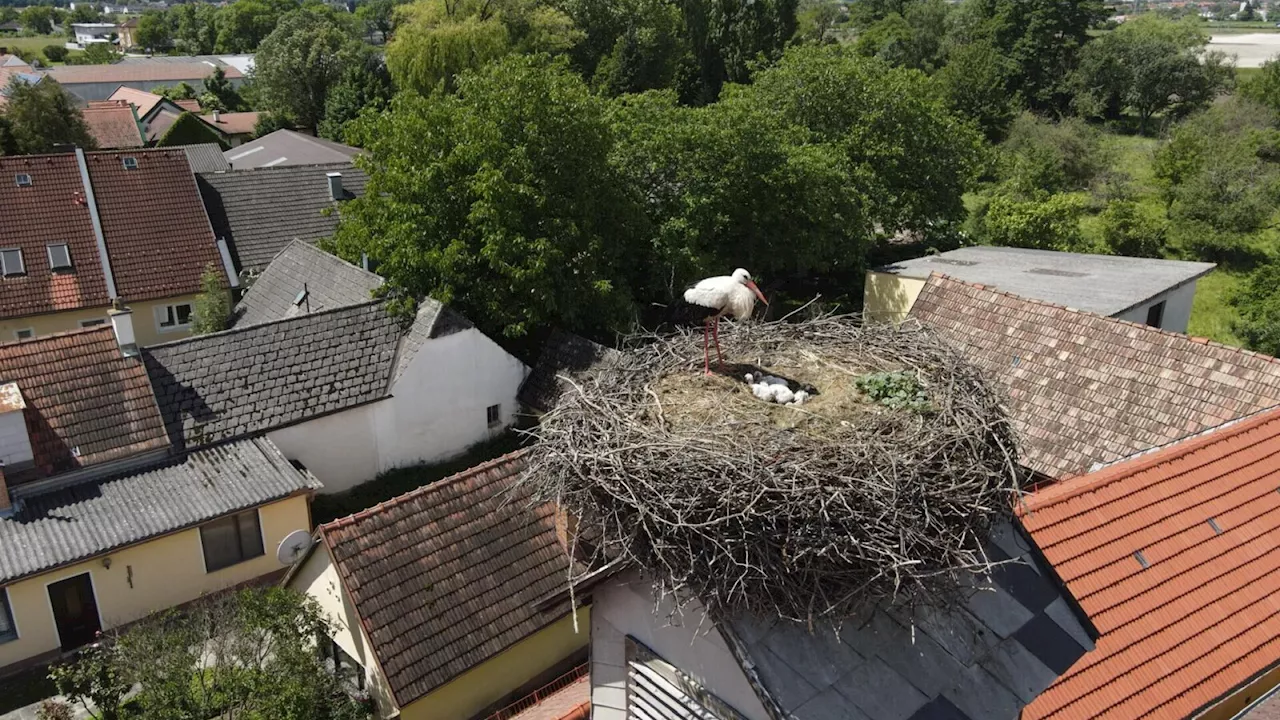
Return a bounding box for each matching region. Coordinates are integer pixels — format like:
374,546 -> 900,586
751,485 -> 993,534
683,268 -> 768,374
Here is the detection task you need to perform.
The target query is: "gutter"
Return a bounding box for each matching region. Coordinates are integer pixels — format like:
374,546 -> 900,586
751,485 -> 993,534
75,147 -> 118,299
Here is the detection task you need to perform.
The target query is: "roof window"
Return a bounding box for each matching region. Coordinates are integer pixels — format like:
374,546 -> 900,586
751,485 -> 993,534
0,248 -> 23,277
122,157 -> 138,170
14,173 -> 30,187
47,243 -> 71,271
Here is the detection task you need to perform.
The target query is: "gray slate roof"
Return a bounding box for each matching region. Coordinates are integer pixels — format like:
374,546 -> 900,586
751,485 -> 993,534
197,162 -> 368,273
518,329 -> 619,412
0,437 -> 318,584
724,523 -> 1095,720
233,240 -> 383,327
143,300 -> 465,450
224,129 -> 360,170
182,143 -> 231,173
876,246 -> 1215,317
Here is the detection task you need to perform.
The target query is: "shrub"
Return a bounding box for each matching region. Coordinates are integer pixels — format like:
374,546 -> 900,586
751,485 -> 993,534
1231,261 -> 1280,356
41,44 -> 67,62
978,192 -> 1087,251
1099,201 -> 1167,258
999,113 -> 1107,195
854,370 -> 930,412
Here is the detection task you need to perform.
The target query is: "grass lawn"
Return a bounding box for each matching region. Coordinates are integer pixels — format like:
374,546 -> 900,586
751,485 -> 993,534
1188,269 -> 1246,345
0,34 -> 64,54
311,430 -> 529,525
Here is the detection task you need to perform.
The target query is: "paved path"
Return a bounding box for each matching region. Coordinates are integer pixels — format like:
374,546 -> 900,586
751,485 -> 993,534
1209,33 -> 1280,67
0,696 -> 93,720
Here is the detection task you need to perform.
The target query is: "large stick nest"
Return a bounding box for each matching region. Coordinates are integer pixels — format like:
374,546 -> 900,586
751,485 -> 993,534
520,316 -> 1023,622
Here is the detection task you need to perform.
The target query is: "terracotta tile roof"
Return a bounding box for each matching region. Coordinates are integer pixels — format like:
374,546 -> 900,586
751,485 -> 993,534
174,99 -> 201,113
1020,406 -> 1280,719
319,451 -> 585,707
86,148 -> 225,301
0,154 -> 110,320
505,672 -> 590,720
198,111 -> 259,136
909,274 -> 1280,479
106,85 -> 166,119
48,62 -> 243,84
83,100 -> 144,149
0,326 -> 168,484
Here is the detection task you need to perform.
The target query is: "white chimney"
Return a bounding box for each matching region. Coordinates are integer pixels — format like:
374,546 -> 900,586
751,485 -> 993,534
110,306 -> 138,357
213,109 -> 220,123
0,382 -> 34,474
327,172 -> 343,202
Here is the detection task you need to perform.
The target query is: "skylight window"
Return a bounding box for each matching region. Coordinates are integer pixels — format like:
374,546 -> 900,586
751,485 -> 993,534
122,157 -> 138,170
47,243 -> 71,271
0,248 -> 24,277
14,173 -> 31,187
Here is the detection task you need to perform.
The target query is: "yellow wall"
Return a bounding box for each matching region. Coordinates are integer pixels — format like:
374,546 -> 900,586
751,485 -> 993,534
863,271 -> 926,324
400,608 -> 589,720
0,294 -> 202,347
0,493 -> 311,672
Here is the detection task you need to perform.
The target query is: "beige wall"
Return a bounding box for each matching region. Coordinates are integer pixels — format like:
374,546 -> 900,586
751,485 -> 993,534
0,294 -> 202,347
863,271 -> 926,324
0,493 -> 311,673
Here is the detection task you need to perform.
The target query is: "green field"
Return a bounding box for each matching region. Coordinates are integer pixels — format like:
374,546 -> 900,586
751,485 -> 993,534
0,34 -> 83,64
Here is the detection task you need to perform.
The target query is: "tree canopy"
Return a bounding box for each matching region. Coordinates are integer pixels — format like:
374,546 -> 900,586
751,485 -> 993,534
0,79 -> 95,155
252,7 -> 364,133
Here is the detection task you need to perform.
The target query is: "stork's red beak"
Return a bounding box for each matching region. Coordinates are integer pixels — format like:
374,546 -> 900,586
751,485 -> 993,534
747,280 -> 768,305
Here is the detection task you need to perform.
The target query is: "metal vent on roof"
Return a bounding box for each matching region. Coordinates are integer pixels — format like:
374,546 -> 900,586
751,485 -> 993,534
1208,518 -> 1223,535
1027,267 -> 1089,278
122,157 -> 138,170
932,258 -> 979,267
1134,550 -> 1150,569
14,173 -> 31,187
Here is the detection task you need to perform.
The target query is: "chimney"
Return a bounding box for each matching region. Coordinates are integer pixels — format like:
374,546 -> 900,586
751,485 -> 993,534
554,505 -> 579,556
109,304 -> 138,357
326,171 -> 343,202
213,109 -> 220,123
0,466 -> 10,516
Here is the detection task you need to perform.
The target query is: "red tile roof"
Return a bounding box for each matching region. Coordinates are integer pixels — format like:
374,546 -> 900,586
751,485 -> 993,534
86,149 -> 225,301
198,111 -> 259,136
0,326 -> 168,483
506,673 -> 589,720
319,451 -> 585,707
1021,406 -> 1280,719
83,100 -> 144,149
48,63 -> 243,84
909,274 -> 1280,479
0,154 -> 110,320
107,86 -> 167,119
173,99 -> 201,113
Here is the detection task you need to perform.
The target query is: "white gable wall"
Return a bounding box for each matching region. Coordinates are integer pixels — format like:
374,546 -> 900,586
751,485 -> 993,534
1111,279 -> 1198,332
591,572 -> 771,720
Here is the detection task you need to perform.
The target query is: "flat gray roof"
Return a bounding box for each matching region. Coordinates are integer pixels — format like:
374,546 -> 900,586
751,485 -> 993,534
877,246 -> 1215,316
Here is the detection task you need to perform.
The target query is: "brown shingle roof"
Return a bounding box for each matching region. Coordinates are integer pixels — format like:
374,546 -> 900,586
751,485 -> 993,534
83,100 -> 144,149
106,85 -> 166,120
1021,406 -> 1280,719
0,154 -> 110,320
909,274 -> 1280,479
0,326 -> 168,484
320,451 -> 582,707
173,99 -> 200,113
198,111 -> 259,136
87,148 -> 225,301
48,63 -> 243,84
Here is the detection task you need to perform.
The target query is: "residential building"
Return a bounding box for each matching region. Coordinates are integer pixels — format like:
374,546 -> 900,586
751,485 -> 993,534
196,111 -> 259,147
0,61 -> 44,109
231,240 -> 381,327
116,17 -> 137,48
866,246 -> 1215,331
106,85 -> 189,143
225,129 -> 359,170
143,293 -> 526,493
908,274 -> 1280,481
0,322 -> 317,676
284,451 -> 589,720
197,163 -> 368,274
82,99 -> 144,149
518,329 -> 618,414
0,149 -> 237,345
1021,405 -> 1280,720
47,61 -> 245,102
69,22 -> 117,47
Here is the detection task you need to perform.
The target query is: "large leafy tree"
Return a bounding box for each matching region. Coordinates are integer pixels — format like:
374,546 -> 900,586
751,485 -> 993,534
1,79 -> 95,154
252,7 -> 363,133
318,46 -> 394,141
135,11 -> 173,52
932,39 -> 1017,141
678,0 -> 797,103
172,3 -> 219,55
1072,15 -> 1233,133
386,0 -> 580,95
18,5 -> 52,34
215,0 -> 300,53
1232,262 -> 1280,356
332,55 -> 647,340
852,0 -> 948,72
355,0 -> 405,43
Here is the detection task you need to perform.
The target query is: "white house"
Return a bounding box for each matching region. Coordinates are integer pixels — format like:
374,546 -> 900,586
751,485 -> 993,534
69,22 -> 117,48
141,245 -> 527,494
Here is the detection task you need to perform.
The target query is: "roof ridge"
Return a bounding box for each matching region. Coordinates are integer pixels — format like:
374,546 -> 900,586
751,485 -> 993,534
927,272 -> 1280,367
319,448 -> 530,534
1021,406 -> 1280,513
144,298 -> 387,350
283,239 -> 383,282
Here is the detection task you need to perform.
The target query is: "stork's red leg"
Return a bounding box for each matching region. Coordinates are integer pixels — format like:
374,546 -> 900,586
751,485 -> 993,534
703,318 -> 712,375
713,316 -> 724,369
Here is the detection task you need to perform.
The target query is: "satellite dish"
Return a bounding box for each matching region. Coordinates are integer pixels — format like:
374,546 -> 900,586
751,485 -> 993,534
277,529 -> 313,566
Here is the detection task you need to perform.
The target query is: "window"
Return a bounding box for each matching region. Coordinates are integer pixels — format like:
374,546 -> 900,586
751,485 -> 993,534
486,404 -> 501,428
156,303 -> 194,331
14,174 -> 31,187
13,329 -> 32,340
0,589 -> 15,643
200,510 -> 264,572
319,635 -> 366,691
122,157 -> 138,170
79,318 -> 106,328
1145,301 -> 1166,329
0,249 -> 23,277
47,244 -> 71,271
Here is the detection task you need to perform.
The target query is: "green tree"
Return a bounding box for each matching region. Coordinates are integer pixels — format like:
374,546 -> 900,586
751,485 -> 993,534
151,81 -> 198,101
215,0 -> 300,53
156,112 -> 227,148
1232,262 -> 1280,355
203,66 -> 245,111
977,192 -> 1088,251
796,0 -> 842,44
932,39 -> 1017,141
19,5 -> 53,34
1099,200 -> 1167,258
589,0 -> 688,97
318,46 -> 393,141
1072,15 -> 1233,133
41,44 -> 68,62
853,0 -> 948,72
253,111 -> 292,137
355,0 -> 403,43
333,55 -> 646,340
252,6 -> 362,133
48,642 -> 130,720
999,113 -> 1106,195
2,79 -> 96,154
171,2 -> 218,54
1241,55 -> 1280,113
192,264 -> 231,334
386,0 -> 581,95
135,11 -> 172,51
68,43 -> 122,65
678,0 -> 798,103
